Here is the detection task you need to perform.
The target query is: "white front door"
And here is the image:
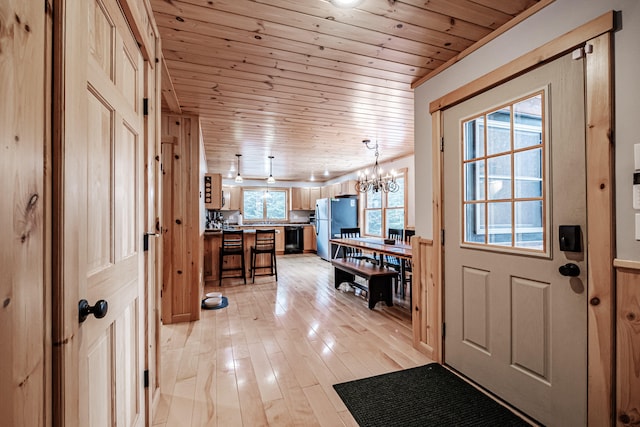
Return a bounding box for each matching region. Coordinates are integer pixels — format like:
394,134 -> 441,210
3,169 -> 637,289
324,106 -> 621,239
443,51 -> 587,426
58,0 -> 145,424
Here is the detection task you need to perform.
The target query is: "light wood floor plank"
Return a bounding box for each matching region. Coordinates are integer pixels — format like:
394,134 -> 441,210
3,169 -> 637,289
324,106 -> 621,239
155,254 -> 433,426
235,356 -> 270,426
267,351 -> 321,427
303,384 -> 349,427
247,341 -> 283,403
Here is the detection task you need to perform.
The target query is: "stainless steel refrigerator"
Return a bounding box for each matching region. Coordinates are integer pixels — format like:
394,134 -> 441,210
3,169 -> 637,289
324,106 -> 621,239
314,196 -> 358,261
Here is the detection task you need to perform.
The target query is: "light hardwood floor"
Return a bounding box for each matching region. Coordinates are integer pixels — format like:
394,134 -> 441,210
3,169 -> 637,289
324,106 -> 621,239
153,254 -> 432,426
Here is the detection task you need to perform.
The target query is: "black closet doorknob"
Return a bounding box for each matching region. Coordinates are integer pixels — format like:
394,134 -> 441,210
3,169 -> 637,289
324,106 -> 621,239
78,299 -> 109,323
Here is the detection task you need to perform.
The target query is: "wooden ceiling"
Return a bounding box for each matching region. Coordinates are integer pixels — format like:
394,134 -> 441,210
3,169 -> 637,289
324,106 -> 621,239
150,0 -> 543,182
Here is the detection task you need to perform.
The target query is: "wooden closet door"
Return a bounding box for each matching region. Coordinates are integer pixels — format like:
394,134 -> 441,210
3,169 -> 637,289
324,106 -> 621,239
56,0 -> 145,425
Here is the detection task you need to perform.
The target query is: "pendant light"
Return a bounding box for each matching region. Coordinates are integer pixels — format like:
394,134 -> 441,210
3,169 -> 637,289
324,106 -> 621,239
234,154 -> 243,183
267,155 -> 276,184
330,0 -> 364,8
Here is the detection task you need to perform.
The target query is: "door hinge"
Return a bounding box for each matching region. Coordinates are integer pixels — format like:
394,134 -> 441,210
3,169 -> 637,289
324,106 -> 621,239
143,98 -> 149,116
440,137 -> 444,152
144,369 -> 149,388
441,229 -> 445,245
572,44 -> 593,60
442,322 -> 446,338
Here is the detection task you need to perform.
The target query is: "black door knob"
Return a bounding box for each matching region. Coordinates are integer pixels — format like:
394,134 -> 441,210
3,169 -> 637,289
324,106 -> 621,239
78,299 -> 109,323
558,263 -> 580,277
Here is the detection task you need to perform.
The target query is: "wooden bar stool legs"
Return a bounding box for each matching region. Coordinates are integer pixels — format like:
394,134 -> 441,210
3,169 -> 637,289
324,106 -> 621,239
219,230 -> 246,285
250,229 -> 277,283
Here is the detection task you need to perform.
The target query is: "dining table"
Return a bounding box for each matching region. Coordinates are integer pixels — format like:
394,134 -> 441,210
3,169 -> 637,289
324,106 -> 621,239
329,236 -> 412,262
329,237 -> 413,298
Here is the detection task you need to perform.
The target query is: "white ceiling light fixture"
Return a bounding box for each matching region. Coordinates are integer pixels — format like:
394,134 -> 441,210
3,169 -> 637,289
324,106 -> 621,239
267,155 -> 276,184
234,154 -> 243,183
330,0 -> 364,8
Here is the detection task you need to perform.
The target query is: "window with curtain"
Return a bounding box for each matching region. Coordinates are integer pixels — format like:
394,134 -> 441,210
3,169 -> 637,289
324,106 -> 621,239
363,172 -> 406,237
242,189 -> 287,221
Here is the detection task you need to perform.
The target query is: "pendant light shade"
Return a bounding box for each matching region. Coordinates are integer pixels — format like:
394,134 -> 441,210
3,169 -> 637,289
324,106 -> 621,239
330,0 -> 364,8
267,155 -> 276,184
234,154 -> 243,183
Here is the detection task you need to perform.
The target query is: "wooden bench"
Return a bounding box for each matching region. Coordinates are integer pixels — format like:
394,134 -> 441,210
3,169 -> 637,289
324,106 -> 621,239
331,258 -> 398,309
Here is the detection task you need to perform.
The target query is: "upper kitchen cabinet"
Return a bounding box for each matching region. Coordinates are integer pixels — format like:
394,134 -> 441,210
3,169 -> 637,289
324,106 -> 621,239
291,187 -> 321,210
221,185 -> 241,211
320,185 -> 331,199
204,173 -> 222,210
291,187 -> 310,210
339,180 -> 358,196
309,187 -> 321,207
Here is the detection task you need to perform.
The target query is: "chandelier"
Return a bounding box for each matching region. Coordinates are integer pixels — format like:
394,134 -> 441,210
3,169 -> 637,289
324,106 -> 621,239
356,139 -> 399,193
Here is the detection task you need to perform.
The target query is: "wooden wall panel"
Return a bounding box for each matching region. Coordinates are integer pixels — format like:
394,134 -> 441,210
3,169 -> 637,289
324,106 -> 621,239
411,237 -> 439,362
144,40 -> 163,420
585,31 -> 615,426
161,114 -> 203,323
615,260 -> 640,427
0,1 -> 50,426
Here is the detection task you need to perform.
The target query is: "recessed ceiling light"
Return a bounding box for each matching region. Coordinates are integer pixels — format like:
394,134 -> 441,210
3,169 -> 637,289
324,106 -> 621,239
330,0 -> 364,8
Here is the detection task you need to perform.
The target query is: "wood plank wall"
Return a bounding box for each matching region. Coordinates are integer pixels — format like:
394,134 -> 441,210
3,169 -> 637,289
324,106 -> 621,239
161,114 -> 204,323
0,1 -> 50,425
615,260 -> 640,426
411,236 -> 439,362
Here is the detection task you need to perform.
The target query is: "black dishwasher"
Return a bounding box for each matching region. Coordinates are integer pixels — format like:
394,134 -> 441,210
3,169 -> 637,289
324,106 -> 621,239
284,226 -> 304,254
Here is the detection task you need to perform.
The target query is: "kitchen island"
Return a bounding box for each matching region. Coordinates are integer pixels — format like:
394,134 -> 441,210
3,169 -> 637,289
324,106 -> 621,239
204,225 -> 316,284
203,227 -> 283,284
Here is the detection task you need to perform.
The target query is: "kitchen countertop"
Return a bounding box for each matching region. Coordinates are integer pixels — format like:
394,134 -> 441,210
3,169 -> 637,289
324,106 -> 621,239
204,228 -> 284,235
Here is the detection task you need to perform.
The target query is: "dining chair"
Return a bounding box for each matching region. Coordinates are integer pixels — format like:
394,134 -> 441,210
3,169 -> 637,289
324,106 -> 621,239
403,230 -> 415,300
388,228 -> 404,241
250,229 -> 277,283
219,230 -> 246,285
339,227 -> 376,263
385,228 -> 404,295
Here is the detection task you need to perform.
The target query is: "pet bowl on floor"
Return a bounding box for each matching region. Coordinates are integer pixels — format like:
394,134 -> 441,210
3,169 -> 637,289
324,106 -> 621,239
206,291 -> 223,299
203,296 -> 223,308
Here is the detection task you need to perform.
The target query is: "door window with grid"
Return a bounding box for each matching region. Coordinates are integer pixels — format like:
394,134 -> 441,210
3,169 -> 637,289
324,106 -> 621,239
462,91 -> 547,253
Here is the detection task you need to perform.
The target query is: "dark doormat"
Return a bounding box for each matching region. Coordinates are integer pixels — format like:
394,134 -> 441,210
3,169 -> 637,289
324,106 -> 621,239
333,363 -> 533,427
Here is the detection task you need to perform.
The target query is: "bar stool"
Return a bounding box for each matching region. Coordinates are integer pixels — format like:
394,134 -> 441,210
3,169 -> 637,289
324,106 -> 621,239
219,230 -> 246,285
250,229 -> 277,283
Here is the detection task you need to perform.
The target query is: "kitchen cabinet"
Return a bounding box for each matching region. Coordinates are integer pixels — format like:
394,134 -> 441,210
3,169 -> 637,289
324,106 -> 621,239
340,180 -> 358,196
320,185 -> 331,199
221,185 -> 241,211
309,187 -> 321,207
332,182 -> 342,197
275,226 -> 285,252
291,187 -> 310,210
303,225 -> 316,252
291,187 -> 321,210
204,173 -> 222,210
